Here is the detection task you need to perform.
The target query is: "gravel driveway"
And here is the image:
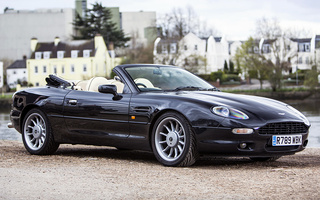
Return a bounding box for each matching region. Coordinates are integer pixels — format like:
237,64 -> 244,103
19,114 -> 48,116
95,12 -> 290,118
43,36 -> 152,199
1,140 -> 319,199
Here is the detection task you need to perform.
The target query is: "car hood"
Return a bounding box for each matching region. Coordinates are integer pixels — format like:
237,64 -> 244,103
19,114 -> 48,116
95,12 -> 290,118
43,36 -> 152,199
169,91 -> 309,125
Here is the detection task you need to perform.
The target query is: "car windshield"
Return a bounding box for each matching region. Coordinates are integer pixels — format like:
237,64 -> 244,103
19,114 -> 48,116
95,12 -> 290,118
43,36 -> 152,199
125,66 -> 217,92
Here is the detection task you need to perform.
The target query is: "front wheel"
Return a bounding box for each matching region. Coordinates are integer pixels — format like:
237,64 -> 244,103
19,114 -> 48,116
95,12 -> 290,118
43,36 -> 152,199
22,108 -> 59,155
151,112 -> 198,167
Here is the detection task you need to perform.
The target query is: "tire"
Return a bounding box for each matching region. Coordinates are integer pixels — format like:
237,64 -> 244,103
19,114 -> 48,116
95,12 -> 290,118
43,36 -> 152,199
151,112 -> 198,167
22,108 -> 59,155
249,156 -> 281,162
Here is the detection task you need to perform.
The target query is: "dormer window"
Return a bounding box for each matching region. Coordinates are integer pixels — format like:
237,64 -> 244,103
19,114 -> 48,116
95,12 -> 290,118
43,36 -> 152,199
35,52 -> 42,59
170,43 -> 177,53
57,51 -> 65,59
71,50 -> 78,58
43,51 -> 51,59
83,50 -> 91,58
161,45 -> 168,54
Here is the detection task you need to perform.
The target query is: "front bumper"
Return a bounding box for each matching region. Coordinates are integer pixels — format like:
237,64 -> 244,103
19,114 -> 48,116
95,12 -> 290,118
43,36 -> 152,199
194,126 -> 309,156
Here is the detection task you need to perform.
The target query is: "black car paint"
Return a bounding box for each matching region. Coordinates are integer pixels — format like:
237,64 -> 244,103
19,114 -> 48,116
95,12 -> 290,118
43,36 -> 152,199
10,64 -> 310,156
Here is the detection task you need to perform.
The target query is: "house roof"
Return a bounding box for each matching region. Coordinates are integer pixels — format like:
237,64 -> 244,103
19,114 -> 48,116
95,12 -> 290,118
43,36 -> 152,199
30,39 -> 95,59
291,38 -> 311,43
7,59 -> 26,69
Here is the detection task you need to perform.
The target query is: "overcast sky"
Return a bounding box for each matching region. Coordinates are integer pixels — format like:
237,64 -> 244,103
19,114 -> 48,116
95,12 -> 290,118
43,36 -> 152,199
1,0 -> 319,40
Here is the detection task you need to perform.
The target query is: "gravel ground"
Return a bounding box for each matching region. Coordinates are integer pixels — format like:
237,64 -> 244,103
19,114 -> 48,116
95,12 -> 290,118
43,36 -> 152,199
1,140 -> 320,200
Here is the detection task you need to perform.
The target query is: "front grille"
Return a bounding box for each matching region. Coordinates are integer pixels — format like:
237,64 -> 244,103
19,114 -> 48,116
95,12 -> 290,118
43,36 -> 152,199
258,122 -> 308,135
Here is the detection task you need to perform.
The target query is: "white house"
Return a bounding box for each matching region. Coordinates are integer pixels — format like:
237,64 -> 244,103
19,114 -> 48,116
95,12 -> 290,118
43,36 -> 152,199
153,32 -> 230,74
6,58 -> 27,89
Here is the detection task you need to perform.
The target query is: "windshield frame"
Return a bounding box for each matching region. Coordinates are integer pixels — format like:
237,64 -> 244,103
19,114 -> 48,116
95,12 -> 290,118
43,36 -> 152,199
123,65 -> 217,92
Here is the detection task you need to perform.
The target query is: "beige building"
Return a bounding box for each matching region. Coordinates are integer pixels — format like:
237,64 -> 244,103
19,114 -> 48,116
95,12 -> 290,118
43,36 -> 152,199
27,35 -> 113,87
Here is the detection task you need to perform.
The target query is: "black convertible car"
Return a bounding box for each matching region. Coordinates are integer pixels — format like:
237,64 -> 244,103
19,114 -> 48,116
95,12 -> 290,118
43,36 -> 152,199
9,64 -> 310,166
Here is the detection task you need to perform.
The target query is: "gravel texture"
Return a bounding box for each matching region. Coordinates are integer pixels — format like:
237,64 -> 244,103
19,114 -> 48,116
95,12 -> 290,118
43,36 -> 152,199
1,140 -> 320,199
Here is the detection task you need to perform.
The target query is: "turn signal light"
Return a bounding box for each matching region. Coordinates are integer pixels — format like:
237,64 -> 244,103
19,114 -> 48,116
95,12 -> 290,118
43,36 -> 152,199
232,128 -> 254,134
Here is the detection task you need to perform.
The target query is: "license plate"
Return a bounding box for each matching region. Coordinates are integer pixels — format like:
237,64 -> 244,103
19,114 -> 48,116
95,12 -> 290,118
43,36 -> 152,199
272,135 -> 302,146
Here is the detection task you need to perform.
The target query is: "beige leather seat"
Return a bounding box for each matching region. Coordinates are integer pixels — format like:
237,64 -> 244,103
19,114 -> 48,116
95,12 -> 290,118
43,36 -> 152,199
107,79 -> 124,93
86,77 -> 109,92
134,78 -> 154,88
74,80 -> 89,90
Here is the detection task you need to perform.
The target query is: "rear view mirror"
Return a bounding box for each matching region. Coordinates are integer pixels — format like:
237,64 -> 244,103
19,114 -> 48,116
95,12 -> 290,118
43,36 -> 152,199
98,84 -> 122,100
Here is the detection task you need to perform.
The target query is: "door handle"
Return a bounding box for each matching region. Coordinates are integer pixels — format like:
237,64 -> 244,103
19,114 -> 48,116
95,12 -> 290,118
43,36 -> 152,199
68,99 -> 77,105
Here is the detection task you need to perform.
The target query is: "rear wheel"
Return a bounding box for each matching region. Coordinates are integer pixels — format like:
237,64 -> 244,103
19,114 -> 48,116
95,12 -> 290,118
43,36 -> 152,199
151,112 -> 198,167
249,156 -> 281,162
22,108 -> 59,155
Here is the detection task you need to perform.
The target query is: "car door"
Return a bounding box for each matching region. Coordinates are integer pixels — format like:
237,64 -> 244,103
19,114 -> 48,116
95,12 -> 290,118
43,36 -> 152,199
62,89 -> 131,145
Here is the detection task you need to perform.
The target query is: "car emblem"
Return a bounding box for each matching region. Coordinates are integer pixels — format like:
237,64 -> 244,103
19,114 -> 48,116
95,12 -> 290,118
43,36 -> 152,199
278,113 -> 285,116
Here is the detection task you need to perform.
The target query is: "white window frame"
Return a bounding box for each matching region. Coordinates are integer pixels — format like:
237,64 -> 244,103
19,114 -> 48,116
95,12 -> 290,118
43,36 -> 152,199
71,50 -> 78,58
161,45 -> 168,54
43,51 -> 51,59
35,66 -> 38,74
57,51 -> 65,59
83,50 -> 91,58
35,52 -> 42,60
43,66 -> 47,74
170,43 -> 176,53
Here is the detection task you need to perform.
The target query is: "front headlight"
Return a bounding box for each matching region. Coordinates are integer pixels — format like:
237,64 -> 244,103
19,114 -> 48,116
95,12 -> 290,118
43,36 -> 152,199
212,106 -> 249,120
287,105 -> 310,126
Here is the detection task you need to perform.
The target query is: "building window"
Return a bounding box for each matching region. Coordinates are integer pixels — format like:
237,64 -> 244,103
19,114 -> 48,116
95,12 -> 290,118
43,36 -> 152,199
62,65 -> 65,74
13,71 -> 16,74
185,58 -> 188,65
35,82 -> 39,86
53,65 -> 57,74
299,43 -> 311,52
43,51 -> 51,59
83,64 -> 87,73
35,66 -> 38,74
298,57 -> 303,64
194,45 -> 198,51
71,50 -> 78,58
71,64 -> 75,73
287,45 -> 291,51
83,50 -> 91,58
263,45 -> 270,53
35,52 -> 42,59
306,57 -> 309,64
170,43 -> 176,53
254,46 -> 259,54
57,51 -> 65,59
43,66 -> 47,73
184,45 -> 188,51
161,45 -> 168,54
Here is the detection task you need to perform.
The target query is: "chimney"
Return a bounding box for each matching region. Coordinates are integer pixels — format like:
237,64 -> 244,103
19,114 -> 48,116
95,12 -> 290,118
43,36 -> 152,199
54,36 -> 60,46
31,37 -> 38,52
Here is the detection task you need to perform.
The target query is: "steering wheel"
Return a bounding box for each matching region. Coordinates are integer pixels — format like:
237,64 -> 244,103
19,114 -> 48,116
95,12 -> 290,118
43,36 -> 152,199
136,83 -> 147,88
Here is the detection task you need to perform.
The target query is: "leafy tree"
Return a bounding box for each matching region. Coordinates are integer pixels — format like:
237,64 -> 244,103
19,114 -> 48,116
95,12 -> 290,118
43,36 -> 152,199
223,60 -> 229,73
234,37 -> 272,89
73,2 -> 130,48
229,60 -> 235,73
304,65 -> 319,90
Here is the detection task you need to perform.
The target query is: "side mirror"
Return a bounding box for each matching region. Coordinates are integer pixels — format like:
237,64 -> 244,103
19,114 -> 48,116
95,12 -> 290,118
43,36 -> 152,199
98,84 -> 122,100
